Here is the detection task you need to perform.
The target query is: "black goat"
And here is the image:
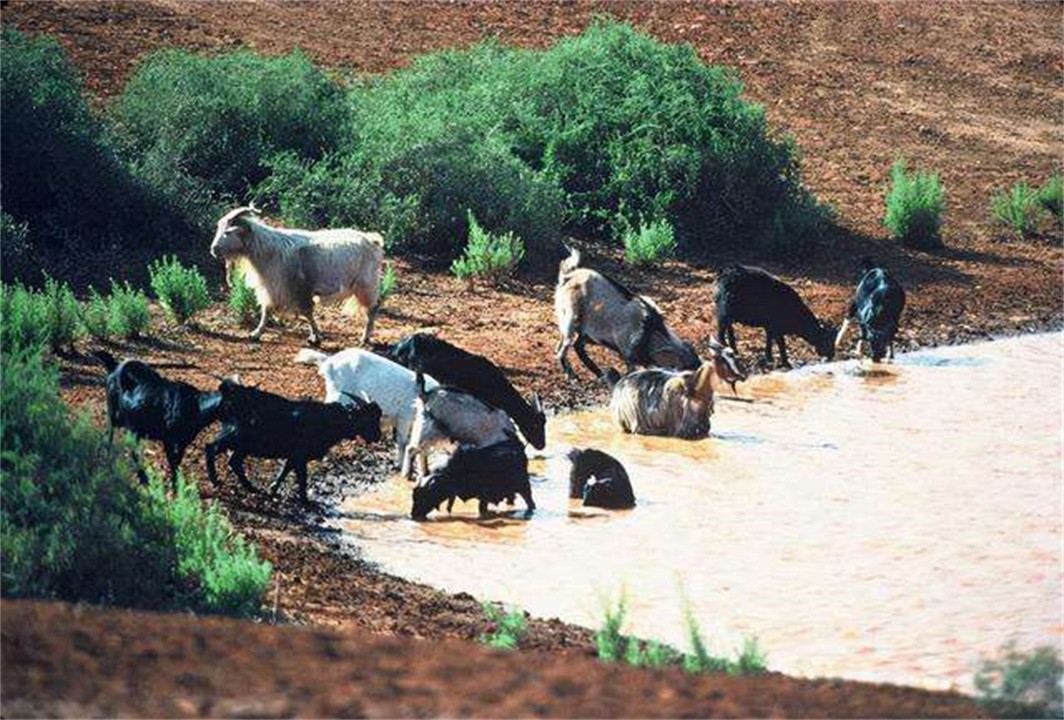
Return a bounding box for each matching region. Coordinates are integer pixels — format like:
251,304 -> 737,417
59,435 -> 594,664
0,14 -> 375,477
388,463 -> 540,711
392,333 -> 546,450
714,265 -> 836,368
411,436 -> 534,520
206,380 -> 382,503
567,447 -> 634,509
94,350 -> 221,490
837,258 -> 906,362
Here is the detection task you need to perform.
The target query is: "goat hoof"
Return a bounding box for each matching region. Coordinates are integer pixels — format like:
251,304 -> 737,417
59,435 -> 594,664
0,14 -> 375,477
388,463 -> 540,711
307,335 -> 321,346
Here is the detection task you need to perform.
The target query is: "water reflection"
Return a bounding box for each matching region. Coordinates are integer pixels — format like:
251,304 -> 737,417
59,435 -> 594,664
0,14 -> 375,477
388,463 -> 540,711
333,333 -> 1064,691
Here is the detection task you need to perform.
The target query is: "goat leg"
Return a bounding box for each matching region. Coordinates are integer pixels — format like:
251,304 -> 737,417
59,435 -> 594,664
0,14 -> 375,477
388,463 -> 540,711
304,312 -> 322,347
478,498 -> 490,518
270,459 -> 293,495
294,461 -> 310,505
556,337 -> 579,380
360,304 -> 378,346
227,452 -> 258,493
250,304 -> 269,340
165,443 -> 186,495
573,336 -> 604,378
130,443 -> 150,486
445,496 -> 455,513
776,336 -> 792,369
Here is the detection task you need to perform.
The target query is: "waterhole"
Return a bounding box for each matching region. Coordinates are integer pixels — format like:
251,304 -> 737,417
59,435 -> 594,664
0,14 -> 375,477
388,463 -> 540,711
332,332 -> 1063,691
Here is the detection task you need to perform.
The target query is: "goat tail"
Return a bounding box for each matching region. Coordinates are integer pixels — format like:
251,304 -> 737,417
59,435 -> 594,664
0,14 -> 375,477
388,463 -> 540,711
92,349 -> 119,373
293,348 -> 328,367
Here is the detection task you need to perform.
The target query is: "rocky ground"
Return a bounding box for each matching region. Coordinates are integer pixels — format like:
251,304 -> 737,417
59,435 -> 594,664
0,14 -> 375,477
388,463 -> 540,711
2,1 -> 1061,716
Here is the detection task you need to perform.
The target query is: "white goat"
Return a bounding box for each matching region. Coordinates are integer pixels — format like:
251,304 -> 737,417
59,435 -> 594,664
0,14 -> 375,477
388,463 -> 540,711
402,372 -> 517,481
294,348 -> 438,466
211,205 -> 384,345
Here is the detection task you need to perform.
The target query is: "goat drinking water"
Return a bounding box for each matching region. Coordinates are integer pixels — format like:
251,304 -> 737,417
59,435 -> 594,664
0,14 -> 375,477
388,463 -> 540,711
607,341 -> 746,439
714,265 -> 836,369
554,246 -> 699,380
835,257 -> 906,362
392,333 -> 546,450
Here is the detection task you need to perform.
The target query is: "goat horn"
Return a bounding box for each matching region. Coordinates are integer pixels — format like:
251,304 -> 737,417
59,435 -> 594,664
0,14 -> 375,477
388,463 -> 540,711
340,390 -> 362,404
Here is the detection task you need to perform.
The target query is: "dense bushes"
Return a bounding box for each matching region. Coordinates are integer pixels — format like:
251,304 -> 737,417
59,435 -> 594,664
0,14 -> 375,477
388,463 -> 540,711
0,30 -> 200,264
0,349 -> 271,616
0,279 -> 83,354
255,21 -> 826,258
111,49 -> 347,200
884,156 -> 946,249
622,218 -> 677,266
5,22 -> 830,268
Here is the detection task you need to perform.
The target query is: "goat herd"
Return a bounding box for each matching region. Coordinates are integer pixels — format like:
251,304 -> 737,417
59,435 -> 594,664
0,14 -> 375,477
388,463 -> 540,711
95,207 -> 907,520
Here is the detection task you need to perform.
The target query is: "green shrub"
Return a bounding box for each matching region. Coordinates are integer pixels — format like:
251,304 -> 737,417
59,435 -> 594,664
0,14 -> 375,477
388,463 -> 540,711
227,265 -> 260,328
149,255 -> 211,325
257,20 -> 825,258
1,348 -> 179,607
682,609 -> 730,674
1,212 -> 32,284
623,218 -> 677,266
991,181 -> 1041,238
107,280 -> 152,339
39,276 -> 83,352
81,287 -> 112,339
1036,173 -> 1062,219
378,263 -> 397,304
479,602 -> 529,651
145,475 -> 272,617
0,30 -> 197,259
884,156 -> 946,249
111,48 -> 347,199
0,349 -> 271,616
451,212 -> 526,285
974,644 -> 1062,719
1,283 -> 49,354
595,592 -> 629,663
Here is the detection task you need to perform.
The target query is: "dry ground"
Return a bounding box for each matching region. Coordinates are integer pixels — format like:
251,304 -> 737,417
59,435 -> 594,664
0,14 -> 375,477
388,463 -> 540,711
2,1 -> 1061,717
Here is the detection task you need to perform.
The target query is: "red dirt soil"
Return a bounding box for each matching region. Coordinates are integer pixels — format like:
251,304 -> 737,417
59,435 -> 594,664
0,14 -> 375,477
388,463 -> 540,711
2,1 -> 1061,717
2,600 -> 987,719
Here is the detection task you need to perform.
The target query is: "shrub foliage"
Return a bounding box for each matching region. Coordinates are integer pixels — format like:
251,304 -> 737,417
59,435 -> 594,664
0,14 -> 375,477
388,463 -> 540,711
623,218 -> 677,266
991,181 -> 1041,238
0,349 -> 271,616
149,255 -> 211,325
974,643 -> 1063,719
451,212 -> 526,284
884,156 -> 946,249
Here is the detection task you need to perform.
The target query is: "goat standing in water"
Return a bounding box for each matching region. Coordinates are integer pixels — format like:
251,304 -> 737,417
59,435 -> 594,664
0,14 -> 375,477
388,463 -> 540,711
210,205 -> 384,345
608,341 -> 746,439
836,257 -> 906,362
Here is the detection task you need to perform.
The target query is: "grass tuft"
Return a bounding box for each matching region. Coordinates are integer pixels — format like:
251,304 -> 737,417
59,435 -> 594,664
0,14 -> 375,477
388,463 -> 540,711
149,255 -> 211,325
479,601 -> 529,651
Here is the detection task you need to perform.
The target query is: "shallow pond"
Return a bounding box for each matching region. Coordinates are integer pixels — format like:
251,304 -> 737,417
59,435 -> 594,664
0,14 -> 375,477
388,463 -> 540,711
332,332 -> 1063,691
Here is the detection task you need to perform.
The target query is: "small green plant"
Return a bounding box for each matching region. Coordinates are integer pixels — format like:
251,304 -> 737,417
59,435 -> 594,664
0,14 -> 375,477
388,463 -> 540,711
734,635 -> 769,675
884,156 -> 946,249
378,262 -> 397,304
682,608 -> 729,674
479,601 -> 528,650
81,287 -> 112,339
40,276 -> 83,352
595,591 -> 629,662
622,218 -> 677,267
149,255 -> 211,325
1,283 -> 49,353
107,280 -> 151,339
991,181 -> 1041,238
974,643 -> 1062,719
227,265 -> 260,328
451,212 -> 526,285
1036,173 -> 1062,220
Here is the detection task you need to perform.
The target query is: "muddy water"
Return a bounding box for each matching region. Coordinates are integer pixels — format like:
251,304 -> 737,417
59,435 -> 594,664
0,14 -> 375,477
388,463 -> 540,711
333,333 -> 1063,691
